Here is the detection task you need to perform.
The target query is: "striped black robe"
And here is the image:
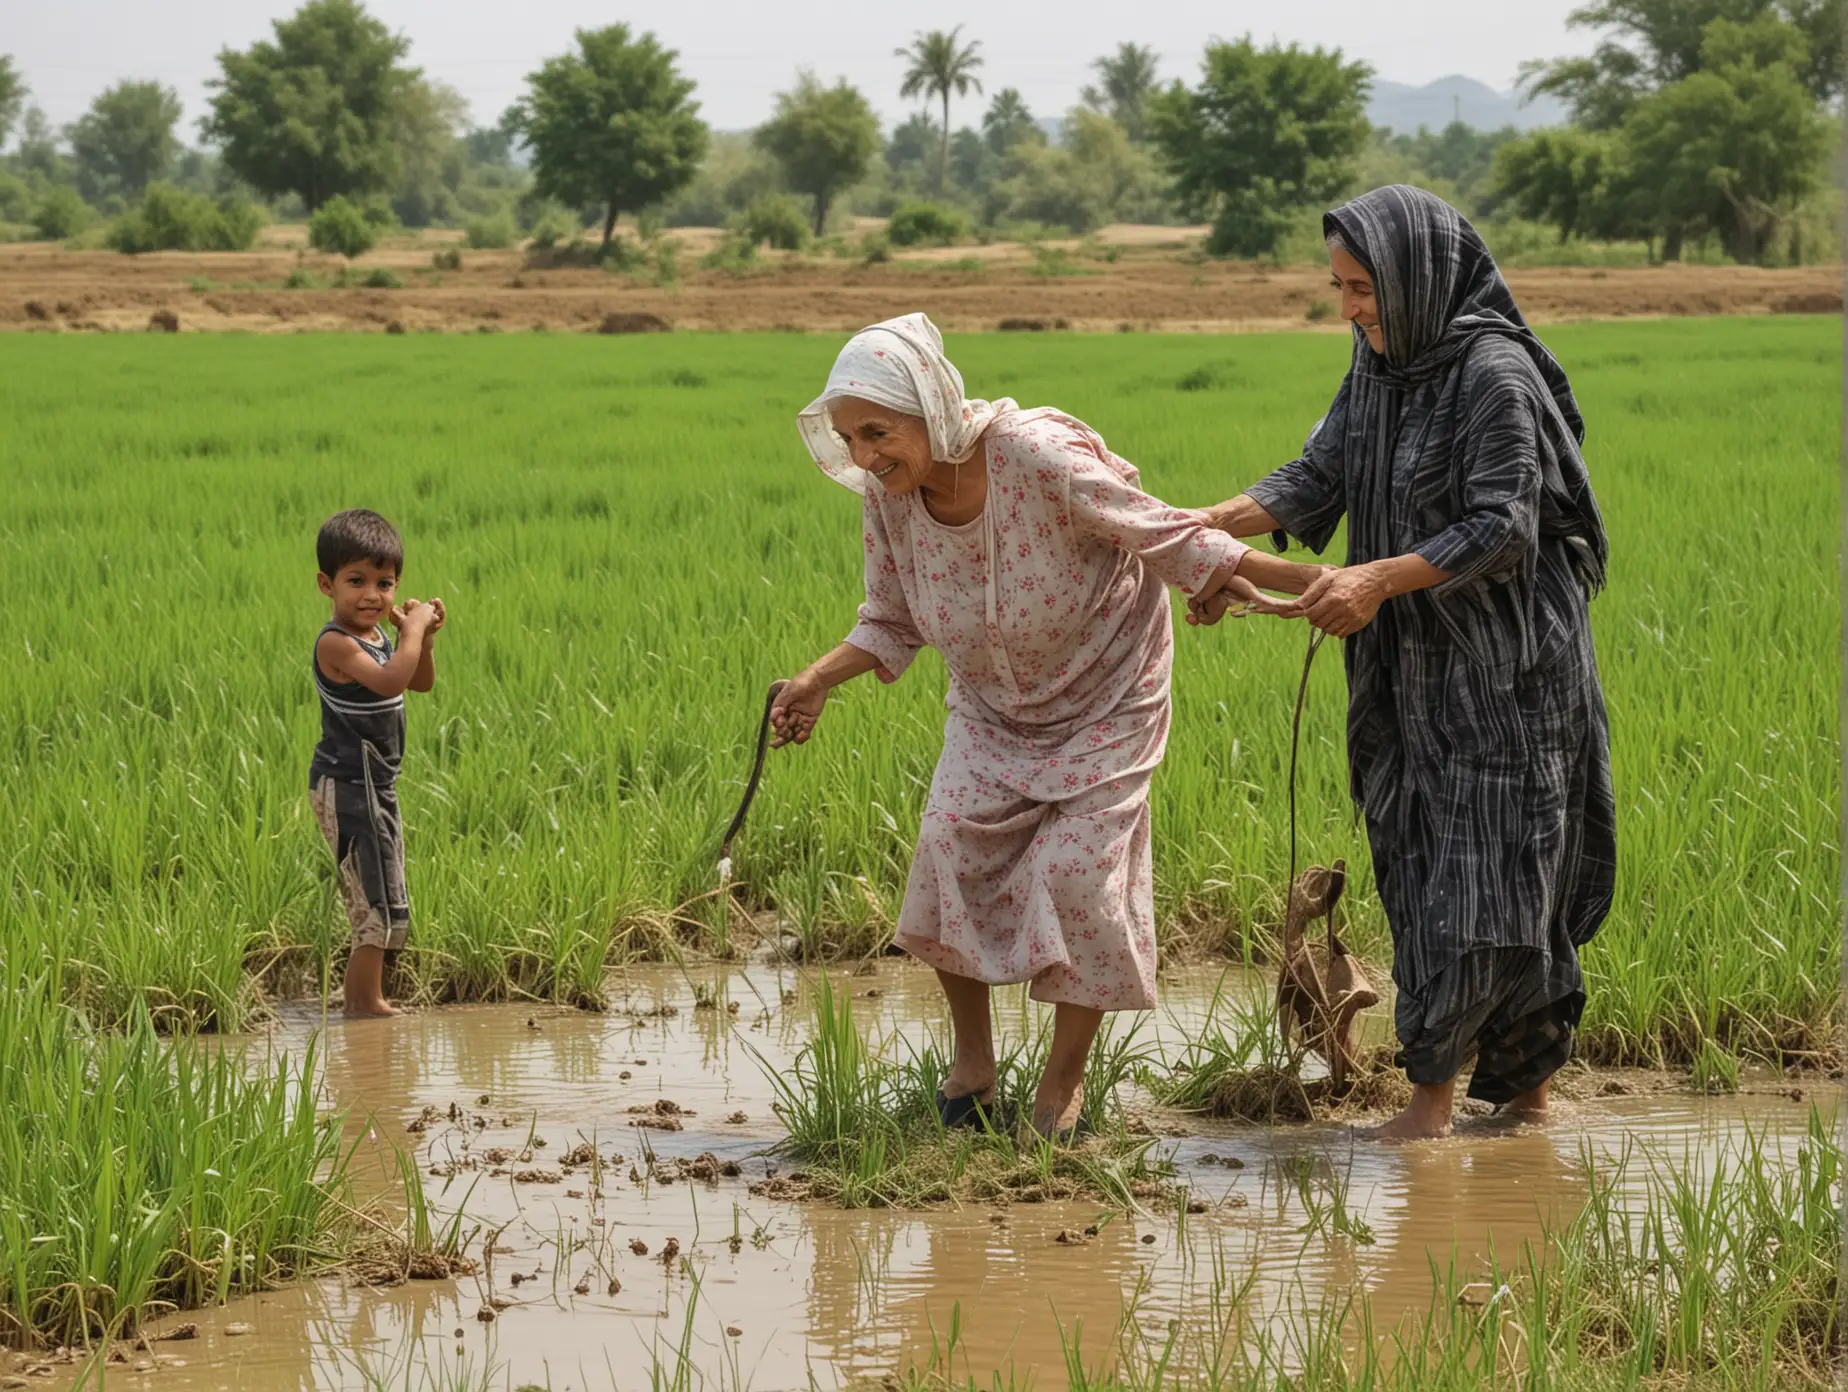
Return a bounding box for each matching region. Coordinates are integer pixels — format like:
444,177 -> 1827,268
1246,185 -> 1617,1103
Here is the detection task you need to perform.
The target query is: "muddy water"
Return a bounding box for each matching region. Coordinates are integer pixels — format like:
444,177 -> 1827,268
83,963 -> 1824,1391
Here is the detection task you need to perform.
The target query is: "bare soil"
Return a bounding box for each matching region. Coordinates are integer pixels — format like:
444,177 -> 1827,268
1,223 -> 1839,335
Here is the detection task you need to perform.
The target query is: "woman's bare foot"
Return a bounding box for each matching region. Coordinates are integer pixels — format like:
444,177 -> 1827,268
343,997 -> 400,1018
1369,1079 -> 1456,1143
1497,1080 -> 1550,1121
1029,1078 -> 1085,1138
941,1068 -> 996,1104
935,969 -> 996,1104
1027,1002 -> 1104,1140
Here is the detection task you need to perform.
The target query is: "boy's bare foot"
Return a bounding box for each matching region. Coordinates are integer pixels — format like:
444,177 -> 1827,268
341,945 -> 397,1019
1368,1079 -> 1456,1143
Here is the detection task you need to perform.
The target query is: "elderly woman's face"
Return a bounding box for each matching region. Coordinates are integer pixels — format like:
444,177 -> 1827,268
829,397 -> 934,494
1329,244 -> 1383,355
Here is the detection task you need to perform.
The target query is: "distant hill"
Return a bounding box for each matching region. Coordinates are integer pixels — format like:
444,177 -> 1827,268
1368,75 -> 1568,135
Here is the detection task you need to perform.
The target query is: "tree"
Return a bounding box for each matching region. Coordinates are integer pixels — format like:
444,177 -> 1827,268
202,0 -> 415,212
1151,37 -> 1372,258
15,108 -> 73,184
0,56 -> 25,150
1081,42 -> 1161,142
1522,0 -> 1845,123
1621,19 -> 1829,261
465,106 -> 522,167
1493,126 -> 1639,242
388,77 -> 469,226
755,72 -> 880,236
982,88 -> 1043,155
514,25 -> 708,250
68,81 -> 183,201
1502,9 -> 1830,262
895,27 -> 984,195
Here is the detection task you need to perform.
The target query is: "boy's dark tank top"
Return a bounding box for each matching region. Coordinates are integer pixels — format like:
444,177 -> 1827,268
310,622 -> 405,786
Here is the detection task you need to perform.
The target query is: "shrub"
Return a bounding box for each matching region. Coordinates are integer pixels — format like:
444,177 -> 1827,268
431,247 -> 462,271
464,213 -> 515,250
700,235 -> 759,272
308,196 -> 377,259
733,194 -> 810,251
525,209 -> 576,250
106,186 -> 262,254
652,239 -> 680,286
359,268 -> 403,289
858,230 -> 891,265
885,201 -> 970,248
283,267 -> 318,289
0,171 -> 32,223
32,187 -> 92,242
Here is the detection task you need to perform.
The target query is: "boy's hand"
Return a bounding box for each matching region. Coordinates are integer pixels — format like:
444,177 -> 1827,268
425,598 -> 446,634
394,599 -> 436,634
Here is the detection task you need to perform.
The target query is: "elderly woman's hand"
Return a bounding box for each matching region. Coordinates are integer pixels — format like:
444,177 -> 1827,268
1285,565 -> 1387,638
1185,565 -> 1296,627
770,671 -> 828,748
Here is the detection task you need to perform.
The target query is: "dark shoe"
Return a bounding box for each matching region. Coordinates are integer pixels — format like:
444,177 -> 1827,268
936,1089 -> 994,1129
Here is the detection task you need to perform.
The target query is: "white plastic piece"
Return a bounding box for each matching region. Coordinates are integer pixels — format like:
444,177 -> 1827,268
717,856 -> 733,889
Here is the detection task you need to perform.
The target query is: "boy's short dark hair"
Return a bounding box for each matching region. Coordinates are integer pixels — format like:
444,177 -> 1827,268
317,509 -> 404,578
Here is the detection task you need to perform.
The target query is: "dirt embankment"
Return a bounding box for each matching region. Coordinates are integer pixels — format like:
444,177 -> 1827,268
1,224 -> 1840,335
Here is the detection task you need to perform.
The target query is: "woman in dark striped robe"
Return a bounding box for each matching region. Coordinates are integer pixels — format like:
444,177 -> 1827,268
1200,185 -> 1617,1141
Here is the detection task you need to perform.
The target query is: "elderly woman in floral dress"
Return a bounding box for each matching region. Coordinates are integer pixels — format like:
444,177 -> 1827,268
770,313 -> 1311,1139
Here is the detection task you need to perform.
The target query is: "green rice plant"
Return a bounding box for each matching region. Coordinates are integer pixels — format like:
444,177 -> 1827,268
0,322 -> 1834,1063
0,961 -> 350,1346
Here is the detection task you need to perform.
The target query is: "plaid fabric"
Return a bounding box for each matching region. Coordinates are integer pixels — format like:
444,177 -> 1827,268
1394,945 -> 1582,1103
1246,185 -> 1617,1029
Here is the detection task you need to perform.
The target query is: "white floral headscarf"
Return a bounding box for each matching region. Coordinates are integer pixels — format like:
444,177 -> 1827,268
797,313 -> 1005,493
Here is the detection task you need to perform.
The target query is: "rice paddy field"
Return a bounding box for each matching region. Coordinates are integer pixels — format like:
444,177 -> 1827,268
3,318 -> 1838,1059
0,318 -> 1840,1385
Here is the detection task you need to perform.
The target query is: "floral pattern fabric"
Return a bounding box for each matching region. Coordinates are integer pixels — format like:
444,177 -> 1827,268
848,407 -> 1246,1011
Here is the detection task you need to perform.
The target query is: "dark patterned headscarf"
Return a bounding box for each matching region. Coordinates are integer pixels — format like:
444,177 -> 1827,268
1322,185 -> 1608,592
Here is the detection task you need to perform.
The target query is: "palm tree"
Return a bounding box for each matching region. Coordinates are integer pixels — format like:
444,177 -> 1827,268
1081,42 -> 1160,143
895,26 -> 985,195
981,87 -> 1042,156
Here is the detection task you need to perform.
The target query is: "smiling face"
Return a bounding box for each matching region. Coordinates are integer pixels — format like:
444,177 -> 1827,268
317,557 -> 399,636
828,397 -> 935,494
1329,242 -> 1383,356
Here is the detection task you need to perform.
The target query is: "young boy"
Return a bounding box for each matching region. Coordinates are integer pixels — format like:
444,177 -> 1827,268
309,508 -> 444,1017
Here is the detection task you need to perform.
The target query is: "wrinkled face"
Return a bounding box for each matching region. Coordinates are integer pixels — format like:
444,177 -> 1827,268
1329,243 -> 1383,356
317,558 -> 399,634
829,397 -> 934,494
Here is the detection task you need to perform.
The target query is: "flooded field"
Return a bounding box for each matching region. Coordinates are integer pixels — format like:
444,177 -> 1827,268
42,963 -> 1827,1392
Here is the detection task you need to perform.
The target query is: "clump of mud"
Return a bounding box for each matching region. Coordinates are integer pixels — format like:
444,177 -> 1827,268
1203,1046 -> 1411,1123
349,1235 -> 478,1287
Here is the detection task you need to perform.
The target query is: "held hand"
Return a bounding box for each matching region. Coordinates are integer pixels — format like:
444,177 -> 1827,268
769,672 -> 827,748
425,598 -> 446,634
1283,565 -> 1385,638
1185,567 -> 1296,628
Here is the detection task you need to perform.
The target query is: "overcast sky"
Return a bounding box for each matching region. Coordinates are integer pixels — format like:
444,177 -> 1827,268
8,1 -> 1597,137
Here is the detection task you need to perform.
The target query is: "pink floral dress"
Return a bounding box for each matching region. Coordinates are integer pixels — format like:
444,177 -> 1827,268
846,407 -> 1247,1011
